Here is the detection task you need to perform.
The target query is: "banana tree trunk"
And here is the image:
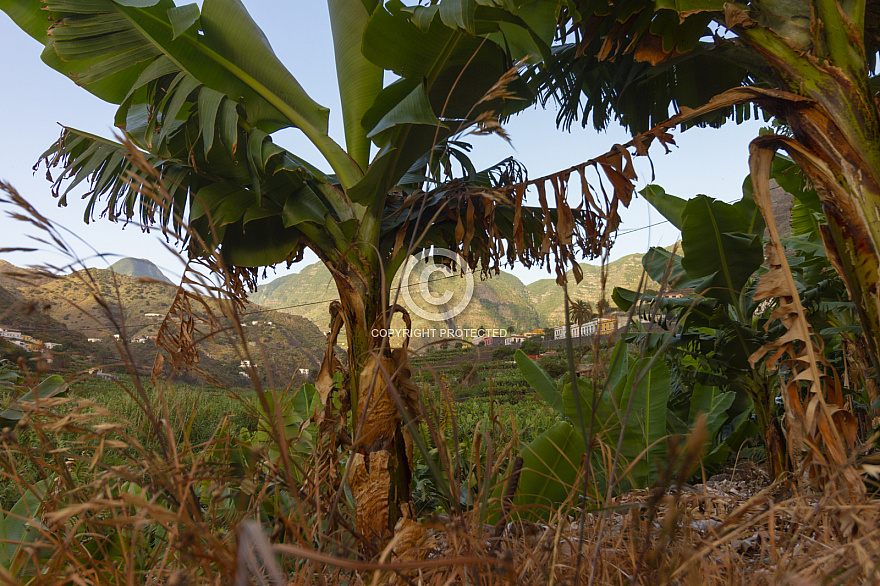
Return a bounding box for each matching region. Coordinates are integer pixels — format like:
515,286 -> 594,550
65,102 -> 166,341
749,376 -> 788,478
330,259 -> 413,547
786,91 -> 880,370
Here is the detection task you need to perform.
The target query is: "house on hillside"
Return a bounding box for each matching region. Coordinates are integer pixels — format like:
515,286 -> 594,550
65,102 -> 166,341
504,335 -> 526,346
554,324 -> 588,339
88,368 -> 118,380
87,337 -> 102,343
0,328 -> 22,340
580,320 -> 598,337
554,318 -> 617,340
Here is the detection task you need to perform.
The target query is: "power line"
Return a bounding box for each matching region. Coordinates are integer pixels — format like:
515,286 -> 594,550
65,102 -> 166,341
616,220 -> 670,236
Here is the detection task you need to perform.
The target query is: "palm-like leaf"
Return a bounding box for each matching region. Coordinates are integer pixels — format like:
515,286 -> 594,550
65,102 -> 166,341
533,0 -> 775,134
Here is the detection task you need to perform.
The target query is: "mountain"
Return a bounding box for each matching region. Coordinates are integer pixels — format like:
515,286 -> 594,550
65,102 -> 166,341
527,253 -> 659,328
0,260 -> 326,383
249,262 -> 541,345
109,258 -> 173,284
250,255 -> 655,340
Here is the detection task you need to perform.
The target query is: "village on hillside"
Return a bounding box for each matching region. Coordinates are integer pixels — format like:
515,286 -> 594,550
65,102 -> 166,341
0,327 -> 62,353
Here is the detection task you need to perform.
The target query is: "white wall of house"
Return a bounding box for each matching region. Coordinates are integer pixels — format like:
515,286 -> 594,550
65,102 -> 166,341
0,329 -> 22,340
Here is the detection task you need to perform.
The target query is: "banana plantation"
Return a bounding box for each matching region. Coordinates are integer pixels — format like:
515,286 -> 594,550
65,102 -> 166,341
0,0 -> 880,583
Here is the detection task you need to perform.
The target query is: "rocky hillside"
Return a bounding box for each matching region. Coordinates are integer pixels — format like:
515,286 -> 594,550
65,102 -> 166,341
526,253 -> 660,327
0,260 -> 325,385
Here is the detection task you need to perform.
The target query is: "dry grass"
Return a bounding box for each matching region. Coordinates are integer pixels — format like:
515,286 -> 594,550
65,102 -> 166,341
2,385 -> 878,585
2,181 -> 879,585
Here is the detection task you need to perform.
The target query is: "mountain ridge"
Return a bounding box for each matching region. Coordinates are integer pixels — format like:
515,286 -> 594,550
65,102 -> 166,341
250,252 -> 659,336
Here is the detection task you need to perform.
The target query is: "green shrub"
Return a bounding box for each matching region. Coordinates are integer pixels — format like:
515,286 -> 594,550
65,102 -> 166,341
519,339 -> 542,355
491,346 -> 515,360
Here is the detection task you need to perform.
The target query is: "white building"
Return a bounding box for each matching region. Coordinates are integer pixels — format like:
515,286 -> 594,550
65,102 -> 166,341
0,329 -> 22,340
581,319 -> 599,337
298,368 -> 310,375
555,319 -> 602,340
504,335 -> 526,346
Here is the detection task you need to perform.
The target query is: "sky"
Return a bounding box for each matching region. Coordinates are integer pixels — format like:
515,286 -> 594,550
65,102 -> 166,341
0,2 -> 766,287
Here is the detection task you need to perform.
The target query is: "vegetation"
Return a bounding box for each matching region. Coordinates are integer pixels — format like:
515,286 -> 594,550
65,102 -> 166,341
543,0 -> 880,413
2,0 -> 880,583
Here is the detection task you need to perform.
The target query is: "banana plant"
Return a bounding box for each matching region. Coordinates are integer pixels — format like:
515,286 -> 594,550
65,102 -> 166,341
1,0 -> 617,543
616,153 -> 868,477
666,380 -> 755,468
612,179 -> 791,473
247,383 -> 321,473
1,375 -> 68,427
512,344 -> 671,519
0,479 -> 51,576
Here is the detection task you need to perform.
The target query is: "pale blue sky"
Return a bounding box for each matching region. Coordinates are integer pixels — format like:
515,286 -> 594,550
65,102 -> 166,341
0,3 -> 765,286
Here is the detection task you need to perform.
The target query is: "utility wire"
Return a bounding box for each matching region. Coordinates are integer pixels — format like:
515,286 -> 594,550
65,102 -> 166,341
616,220 -> 670,236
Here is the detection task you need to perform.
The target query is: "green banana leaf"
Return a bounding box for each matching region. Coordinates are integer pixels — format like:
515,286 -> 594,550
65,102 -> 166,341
513,421 -> 586,521
611,352 -> 671,489
0,479 -> 51,571
514,350 -> 564,416
1,375 -> 68,425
